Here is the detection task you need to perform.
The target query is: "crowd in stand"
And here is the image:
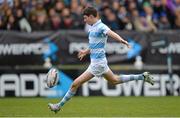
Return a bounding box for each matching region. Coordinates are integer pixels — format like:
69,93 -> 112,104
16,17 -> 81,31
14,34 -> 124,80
0,0 -> 180,32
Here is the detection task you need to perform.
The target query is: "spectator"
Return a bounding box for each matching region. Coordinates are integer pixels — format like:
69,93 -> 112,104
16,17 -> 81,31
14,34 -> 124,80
132,9 -> 157,32
15,8 -> 32,32
106,10 -> 120,30
70,1 -> 84,29
5,8 -> 13,21
43,0 -> 53,11
174,7 -> 180,29
101,7 -> 112,24
0,0 -> 13,8
6,15 -> 19,30
28,12 -> 37,30
32,12 -> 51,31
13,0 -> 21,9
99,1 -> 109,12
49,13 -> 63,30
161,0 -> 176,28
142,2 -> 159,26
117,6 -> 132,30
112,1 -> 120,14
0,0 -> 180,31
55,0 -> 65,14
61,8 -> 74,29
127,1 -> 137,13
31,0 -> 46,16
158,12 -> 170,30
0,17 -> 5,30
162,0 -> 180,12
151,0 -> 162,13
21,0 -> 33,18
48,8 -> 57,17
79,0 -> 88,7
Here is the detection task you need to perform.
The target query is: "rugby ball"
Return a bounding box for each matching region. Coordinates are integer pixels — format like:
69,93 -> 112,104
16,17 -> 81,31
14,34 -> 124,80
46,68 -> 59,88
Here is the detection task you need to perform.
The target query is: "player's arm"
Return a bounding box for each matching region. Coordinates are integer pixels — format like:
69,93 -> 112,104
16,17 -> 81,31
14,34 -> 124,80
107,30 -> 131,48
78,48 -> 90,61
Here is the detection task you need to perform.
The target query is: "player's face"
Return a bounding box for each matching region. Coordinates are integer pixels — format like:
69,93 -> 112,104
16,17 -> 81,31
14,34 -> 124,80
83,15 -> 93,25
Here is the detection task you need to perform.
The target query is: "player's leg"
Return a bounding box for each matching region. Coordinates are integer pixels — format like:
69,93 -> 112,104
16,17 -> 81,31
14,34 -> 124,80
103,69 -> 121,85
103,69 -> 154,85
57,70 -> 94,108
48,70 -> 94,113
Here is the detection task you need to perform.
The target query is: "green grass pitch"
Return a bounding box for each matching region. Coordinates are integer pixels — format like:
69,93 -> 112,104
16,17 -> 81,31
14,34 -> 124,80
0,96 -> 180,117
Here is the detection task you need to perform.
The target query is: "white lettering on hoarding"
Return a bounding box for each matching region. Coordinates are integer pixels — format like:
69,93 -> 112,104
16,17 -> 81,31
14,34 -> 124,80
157,43 -> 180,54
122,80 -> 143,96
0,74 -> 20,97
0,44 -> 49,55
82,74 -> 180,96
20,74 -> 39,96
102,79 -> 121,96
69,42 -> 128,54
0,73 -> 56,97
1,73 -> 179,97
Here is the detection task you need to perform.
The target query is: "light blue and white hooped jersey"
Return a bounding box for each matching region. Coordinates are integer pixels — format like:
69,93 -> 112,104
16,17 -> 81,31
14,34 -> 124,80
88,19 -> 110,64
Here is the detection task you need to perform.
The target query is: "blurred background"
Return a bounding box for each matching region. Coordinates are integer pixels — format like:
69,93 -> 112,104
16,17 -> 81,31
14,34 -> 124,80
0,0 -> 180,98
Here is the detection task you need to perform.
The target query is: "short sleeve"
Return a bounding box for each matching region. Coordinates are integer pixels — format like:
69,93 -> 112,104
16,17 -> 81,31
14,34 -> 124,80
101,25 -> 110,35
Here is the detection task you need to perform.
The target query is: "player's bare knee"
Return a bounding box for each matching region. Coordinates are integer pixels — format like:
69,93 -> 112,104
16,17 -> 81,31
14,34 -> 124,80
111,80 -> 120,85
109,77 -> 120,85
112,76 -> 120,85
105,75 -> 120,85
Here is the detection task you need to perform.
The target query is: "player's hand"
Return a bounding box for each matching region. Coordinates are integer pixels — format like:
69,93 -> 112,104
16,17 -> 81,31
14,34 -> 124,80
78,50 -> 88,61
127,44 -> 131,49
122,40 -> 131,49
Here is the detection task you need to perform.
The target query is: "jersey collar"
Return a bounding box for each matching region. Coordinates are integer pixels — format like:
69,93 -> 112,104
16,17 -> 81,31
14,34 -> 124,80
92,19 -> 101,27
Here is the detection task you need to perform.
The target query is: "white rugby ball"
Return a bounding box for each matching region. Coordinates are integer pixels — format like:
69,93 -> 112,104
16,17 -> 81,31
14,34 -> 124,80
46,68 -> 59,88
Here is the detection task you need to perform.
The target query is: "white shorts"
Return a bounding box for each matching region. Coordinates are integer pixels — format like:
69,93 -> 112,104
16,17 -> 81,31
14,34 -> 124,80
87,61 -> 110,77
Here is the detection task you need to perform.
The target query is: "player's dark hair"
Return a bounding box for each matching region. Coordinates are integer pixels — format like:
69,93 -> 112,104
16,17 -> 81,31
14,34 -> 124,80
82,7 -> 98,17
